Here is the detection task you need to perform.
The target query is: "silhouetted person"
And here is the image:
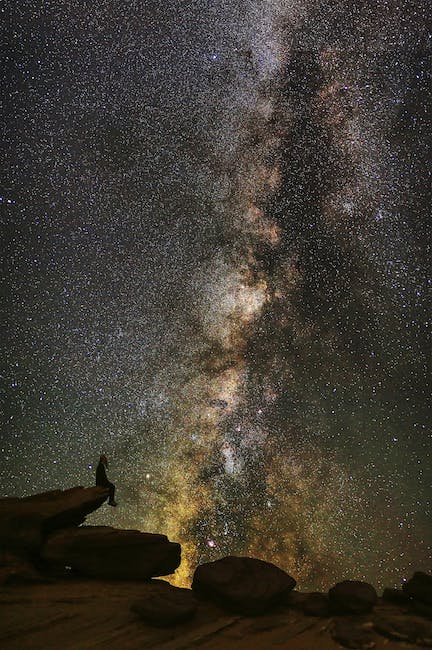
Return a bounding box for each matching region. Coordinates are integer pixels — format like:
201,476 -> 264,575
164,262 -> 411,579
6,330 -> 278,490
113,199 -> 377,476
96,454 -> 117,506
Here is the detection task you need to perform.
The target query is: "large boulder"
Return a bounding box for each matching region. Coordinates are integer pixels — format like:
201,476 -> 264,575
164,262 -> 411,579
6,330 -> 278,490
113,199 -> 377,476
403,572 -> 432,606
328,580 -> 378,614
41,526 -> 181,580
192,556 -> 296,615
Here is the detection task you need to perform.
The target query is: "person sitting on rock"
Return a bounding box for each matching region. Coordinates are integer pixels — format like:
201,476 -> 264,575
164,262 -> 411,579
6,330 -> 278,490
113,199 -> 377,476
96,454 -> 117,506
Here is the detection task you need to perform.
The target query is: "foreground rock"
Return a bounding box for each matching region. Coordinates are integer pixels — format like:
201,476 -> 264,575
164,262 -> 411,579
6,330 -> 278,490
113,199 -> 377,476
0,553 -> 49,586
3,579 -> 431,650
192,556 -> 296,615
42,526 -> 181,579
330,618 -> 376,649
374,613 -> 432,646
329,580 -> 378,614
131,584 -> 197,626
0,487 -> 109,553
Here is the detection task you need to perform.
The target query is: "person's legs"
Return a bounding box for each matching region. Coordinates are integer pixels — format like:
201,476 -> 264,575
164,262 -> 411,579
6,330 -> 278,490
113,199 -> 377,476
108,482 -> 116,506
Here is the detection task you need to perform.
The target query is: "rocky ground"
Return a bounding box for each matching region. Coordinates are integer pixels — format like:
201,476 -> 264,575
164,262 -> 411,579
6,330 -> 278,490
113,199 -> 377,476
1,487 -> 431,650
2,578 -> 432,650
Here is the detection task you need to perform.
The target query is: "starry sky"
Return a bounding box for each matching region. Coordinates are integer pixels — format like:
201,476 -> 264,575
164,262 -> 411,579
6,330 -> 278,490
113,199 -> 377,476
2,1 -> 431,590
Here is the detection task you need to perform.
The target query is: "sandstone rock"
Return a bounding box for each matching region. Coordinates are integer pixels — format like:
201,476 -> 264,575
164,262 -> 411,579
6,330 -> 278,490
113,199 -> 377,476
403,572 -> 432,606
192,556 -> 296,615
374,614 -> 432,646
329,580 -> 378,614
331,618 -> 376,649
131,585 -> 197,626
0,487 -> 109,553
0,553 -> 49,586
41,526 -> 181,580
382,587 -> 410,604
301,592 -> 331,617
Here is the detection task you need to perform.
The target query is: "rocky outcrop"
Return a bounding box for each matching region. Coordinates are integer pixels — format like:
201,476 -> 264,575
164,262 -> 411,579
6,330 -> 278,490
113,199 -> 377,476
1,487 -> 432,650
329,580 -> 378,614
192,556 -> 296,615
0,487 -> 109,553
131,584 -> 198,626
41,526 -> 181,579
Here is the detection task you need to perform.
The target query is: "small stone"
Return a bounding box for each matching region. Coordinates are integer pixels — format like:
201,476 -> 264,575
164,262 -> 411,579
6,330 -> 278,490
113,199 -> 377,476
329,580 -> 378,614
131,586 -> 197,627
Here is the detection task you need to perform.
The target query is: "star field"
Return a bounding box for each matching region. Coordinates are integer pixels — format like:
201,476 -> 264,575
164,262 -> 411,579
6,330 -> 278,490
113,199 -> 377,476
1,0 -> 431,590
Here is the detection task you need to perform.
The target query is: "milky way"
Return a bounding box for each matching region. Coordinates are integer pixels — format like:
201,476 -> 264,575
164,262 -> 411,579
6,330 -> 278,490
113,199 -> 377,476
2,1 -> 431,589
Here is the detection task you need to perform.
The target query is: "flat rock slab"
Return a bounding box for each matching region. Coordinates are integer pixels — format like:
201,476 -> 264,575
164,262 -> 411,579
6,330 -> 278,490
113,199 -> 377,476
0,487 -> 109,553
131,585 -> 197,626
329,581 -> 378,614
192,555 -> 296,615
41,526 -> 181,580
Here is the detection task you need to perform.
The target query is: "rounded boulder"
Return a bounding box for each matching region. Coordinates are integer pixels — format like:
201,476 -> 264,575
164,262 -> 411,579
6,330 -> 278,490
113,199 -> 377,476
192,556 -> 296,615
329,580 -> 378,614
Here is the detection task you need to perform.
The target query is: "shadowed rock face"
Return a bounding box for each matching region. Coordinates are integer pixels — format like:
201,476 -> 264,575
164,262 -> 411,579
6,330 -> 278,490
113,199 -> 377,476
329,580 -> 378,615
41,526 -> 181,579
403,572 -> 432,606
0,487 -> 109,553
192,556 -> 296,615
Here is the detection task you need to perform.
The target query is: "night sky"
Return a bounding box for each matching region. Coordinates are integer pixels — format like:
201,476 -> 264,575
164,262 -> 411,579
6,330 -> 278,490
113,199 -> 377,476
2,1 -> 431,590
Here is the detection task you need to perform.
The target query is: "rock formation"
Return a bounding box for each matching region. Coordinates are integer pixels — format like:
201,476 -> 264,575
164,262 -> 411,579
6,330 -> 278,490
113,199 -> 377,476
192,555 -> 296,615
0,486 -> 110,553
42,526 -> 180,580
1,486 -> 432,649
0,486 -> 180,583
328,580 -> 378,614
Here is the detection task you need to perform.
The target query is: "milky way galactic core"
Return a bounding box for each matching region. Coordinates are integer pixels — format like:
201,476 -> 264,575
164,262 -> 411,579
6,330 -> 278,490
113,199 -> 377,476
2,1 -> 431,588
